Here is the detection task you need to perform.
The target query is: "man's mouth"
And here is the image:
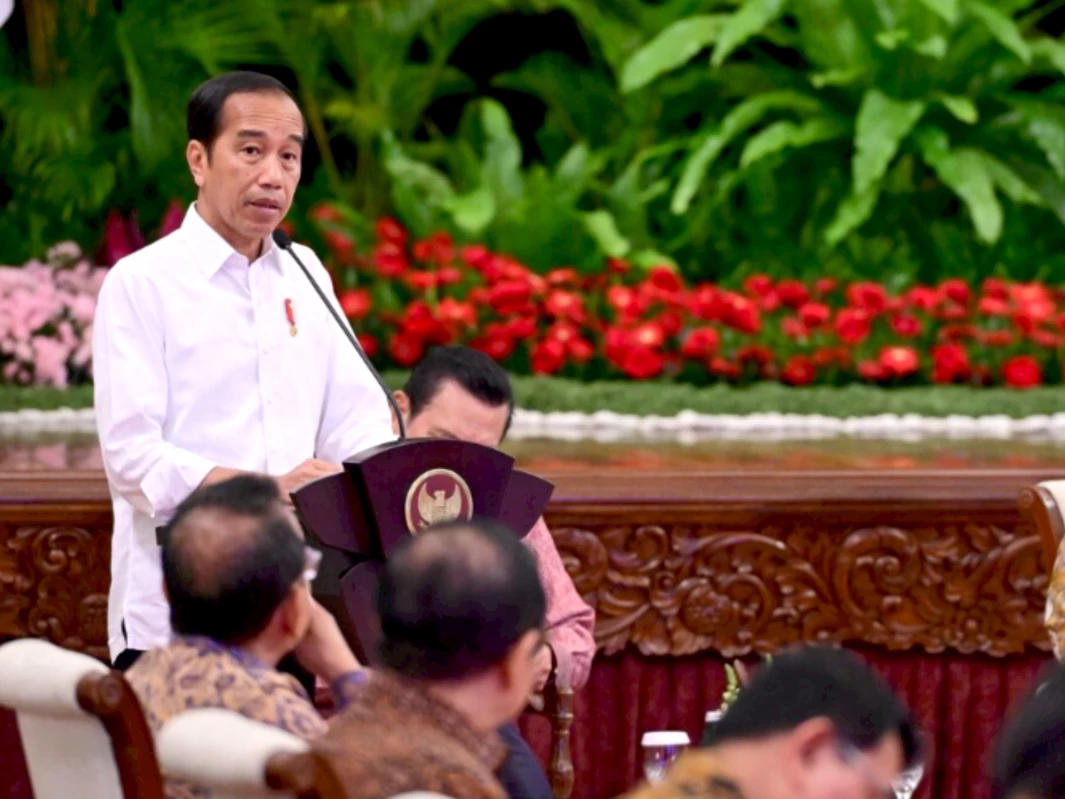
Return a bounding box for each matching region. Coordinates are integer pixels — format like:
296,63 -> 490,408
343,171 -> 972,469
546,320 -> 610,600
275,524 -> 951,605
249,199 -> 282,210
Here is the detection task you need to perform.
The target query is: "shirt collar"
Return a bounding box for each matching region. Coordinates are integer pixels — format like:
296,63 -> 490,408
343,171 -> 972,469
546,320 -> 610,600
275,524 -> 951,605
180,202 -> 283,278
172,634 -> 273,675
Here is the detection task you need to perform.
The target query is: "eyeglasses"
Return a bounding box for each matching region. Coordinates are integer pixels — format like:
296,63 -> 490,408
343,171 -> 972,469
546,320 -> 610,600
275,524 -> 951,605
302,546 -> 322,583
837,741 -> 897,799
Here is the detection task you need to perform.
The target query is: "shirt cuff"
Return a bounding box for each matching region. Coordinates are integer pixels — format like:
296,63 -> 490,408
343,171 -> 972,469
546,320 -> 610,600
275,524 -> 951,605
139,447 -> 218,520
330,669 -> 370,710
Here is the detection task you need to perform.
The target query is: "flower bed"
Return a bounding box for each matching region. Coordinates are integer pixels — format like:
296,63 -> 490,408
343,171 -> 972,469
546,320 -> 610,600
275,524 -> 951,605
312,211 -> 1065,389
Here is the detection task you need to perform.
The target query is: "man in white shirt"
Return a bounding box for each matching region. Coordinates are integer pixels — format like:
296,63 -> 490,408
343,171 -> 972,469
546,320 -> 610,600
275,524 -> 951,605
93,71 -> 395,669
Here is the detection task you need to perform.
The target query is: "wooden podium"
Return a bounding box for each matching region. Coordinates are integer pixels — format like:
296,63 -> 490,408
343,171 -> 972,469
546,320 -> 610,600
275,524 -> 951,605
291,438 -> 575,799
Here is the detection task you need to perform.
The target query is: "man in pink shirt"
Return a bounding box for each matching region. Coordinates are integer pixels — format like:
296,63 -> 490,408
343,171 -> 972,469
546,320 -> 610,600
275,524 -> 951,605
394,346 -> 596,799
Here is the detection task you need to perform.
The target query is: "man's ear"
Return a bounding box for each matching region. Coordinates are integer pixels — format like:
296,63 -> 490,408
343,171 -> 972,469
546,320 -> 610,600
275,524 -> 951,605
394,390 -> 411,421
274,584 -> 306,638
186,140 -> 208,188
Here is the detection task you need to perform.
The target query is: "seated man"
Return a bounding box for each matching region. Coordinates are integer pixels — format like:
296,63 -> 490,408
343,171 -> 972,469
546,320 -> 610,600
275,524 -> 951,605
990,662 -> 1065,799
621,647 -> 920,799
315,517 -> 547,799
396,345 -> 597,798
127,474 -> 365,797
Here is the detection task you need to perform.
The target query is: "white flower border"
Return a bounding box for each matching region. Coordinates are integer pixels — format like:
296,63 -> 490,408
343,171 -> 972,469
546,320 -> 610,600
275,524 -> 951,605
5,406 -> 1065,443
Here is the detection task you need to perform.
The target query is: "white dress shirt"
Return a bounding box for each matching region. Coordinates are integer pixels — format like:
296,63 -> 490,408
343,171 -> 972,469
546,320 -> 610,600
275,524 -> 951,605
94,204 -> 395,660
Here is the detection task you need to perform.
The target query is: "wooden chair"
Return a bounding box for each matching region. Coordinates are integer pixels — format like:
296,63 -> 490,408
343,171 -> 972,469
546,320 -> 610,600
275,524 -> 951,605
527,681 -> 576,799
1019,480 -> 1065,578
157,708 -> 346,799
0,638 -> 164,799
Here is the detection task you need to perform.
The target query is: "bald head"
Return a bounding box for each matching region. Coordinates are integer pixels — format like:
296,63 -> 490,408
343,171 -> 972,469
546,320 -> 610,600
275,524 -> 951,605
377,517 -> 546,681
161,474 -> 305,644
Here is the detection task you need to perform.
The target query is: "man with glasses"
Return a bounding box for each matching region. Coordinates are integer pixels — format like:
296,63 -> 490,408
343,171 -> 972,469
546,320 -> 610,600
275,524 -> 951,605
621,647 -> 921,799
127,475 -> 365,798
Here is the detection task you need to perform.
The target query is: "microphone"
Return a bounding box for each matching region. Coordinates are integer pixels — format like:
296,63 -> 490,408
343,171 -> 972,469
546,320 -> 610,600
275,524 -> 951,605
272,229 -> 406,440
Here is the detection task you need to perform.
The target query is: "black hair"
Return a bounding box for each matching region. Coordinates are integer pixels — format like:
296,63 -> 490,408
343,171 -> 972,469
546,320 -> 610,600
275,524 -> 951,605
376,516 -> 545,681
161,474 -> 305,644
713,647 -> 921,768
991,664 -> 1065,799
187,70 -> 303,151
403,346 -> 514,438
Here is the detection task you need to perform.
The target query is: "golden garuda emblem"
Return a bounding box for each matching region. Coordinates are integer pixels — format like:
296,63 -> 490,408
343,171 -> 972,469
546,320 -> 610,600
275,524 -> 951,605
404,468 -> 474,534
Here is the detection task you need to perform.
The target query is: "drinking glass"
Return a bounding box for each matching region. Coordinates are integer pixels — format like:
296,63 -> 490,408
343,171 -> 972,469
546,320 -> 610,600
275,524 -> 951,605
641,731 -> 691,784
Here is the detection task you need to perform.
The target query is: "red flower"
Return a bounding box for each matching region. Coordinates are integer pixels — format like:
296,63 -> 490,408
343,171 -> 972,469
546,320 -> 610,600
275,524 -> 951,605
649,266 -> 683,293
799,302 -> 830,329
620,346 -> 664,379
388,333 -> 424,367
681,328 -> 720,360
978,297 -> 1011,316
489,281 -> 533,315
1003,355 -> 1042,389
569,337 -> 595,364
310,203 -> 343,223
858,360 -> 886,381
357,333 -> 378,359
814,278 -> 838,297
471,334 -> 515,362
505,316 -> 537,340
781,317 -> 808,339
721,293 -> 762,334
983,330 -> 1013,347
776,280 -> 810,309
606,257 -> 630,274
835,308 -> 871,344
437,298 -> 476,328
931,343 -> 969,384
437,267 -> 462,285
939,278 -> 971,307
631,322 -> 666,350
531,339 -> 567,375
405,271 -> 438,291
375,217 -> 407,246
372,241 -> 407,277
324,230 -> 355,258
890,314 -> 922,338
879,346 -> 919,378
710,357 -> 741,380
545,290 -> 586,323
339,289 -> 372,320
983,278 -> 1009,301
460,245 -> 490,268
846,282 -> 888,313
781,356 -> 816,386
689,285 -> 720,321
546,268 -> 579,286
657,310 -> 685,337
904,286 -> 940,312
607,285 -> 644,319
743,274 -> 774,297
604,327 -> 631,364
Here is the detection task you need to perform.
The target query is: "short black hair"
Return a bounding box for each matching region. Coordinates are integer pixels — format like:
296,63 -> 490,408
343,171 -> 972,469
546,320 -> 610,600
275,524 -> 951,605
376,516 -> 545,681
187,70 -> 302,151
991,664 -> 1065,799
403,346 -> 515,438
161,474 -> 305,645
713,647 -> 921,767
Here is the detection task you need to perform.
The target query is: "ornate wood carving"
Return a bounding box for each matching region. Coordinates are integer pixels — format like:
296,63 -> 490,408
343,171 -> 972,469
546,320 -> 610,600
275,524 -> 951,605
551,521 -> 1049,658
0,523 -> 112,661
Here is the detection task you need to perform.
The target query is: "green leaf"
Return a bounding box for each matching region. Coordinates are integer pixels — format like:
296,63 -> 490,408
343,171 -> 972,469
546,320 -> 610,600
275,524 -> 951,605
852,90 -> 926,196
976,152 -> 1042,205
1025,110 -> 1065,178
630,249 -> 678,270
1031,38 -> 1065,76
916,0 -> 958,24
739,117 -> 847,168
712,0 -> 788,69
581,210 -> 631,257
619,15 -> 727,93
824,183 -> 882,246
672,91 -> 822,214
809,67 -> 866,88
381,133 -> 456,206
444,186 -> 496,235
916,128 -> 1003,243
967,2 -> 1031,64
914,36 -> 948,59
478,99 -> 524,207
938,95 -> 978,124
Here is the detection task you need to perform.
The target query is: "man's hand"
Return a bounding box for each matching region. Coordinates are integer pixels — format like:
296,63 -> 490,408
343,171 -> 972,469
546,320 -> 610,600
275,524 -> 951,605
292,598 -> 362,683
276,459 -> 341,502
532,641 -> 554,692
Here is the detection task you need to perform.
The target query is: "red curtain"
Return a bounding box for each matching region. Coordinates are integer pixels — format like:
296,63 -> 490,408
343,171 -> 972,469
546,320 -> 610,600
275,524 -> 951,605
520,647 -> 1052,799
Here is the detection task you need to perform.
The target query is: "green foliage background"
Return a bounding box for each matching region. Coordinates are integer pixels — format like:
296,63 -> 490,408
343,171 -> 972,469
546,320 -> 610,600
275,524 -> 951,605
4,0 -> 1065,285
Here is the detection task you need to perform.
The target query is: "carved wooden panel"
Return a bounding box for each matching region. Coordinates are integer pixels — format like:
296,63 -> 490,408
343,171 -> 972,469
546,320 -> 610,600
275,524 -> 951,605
550,520 -> 1049,658
0,522 -> 112,661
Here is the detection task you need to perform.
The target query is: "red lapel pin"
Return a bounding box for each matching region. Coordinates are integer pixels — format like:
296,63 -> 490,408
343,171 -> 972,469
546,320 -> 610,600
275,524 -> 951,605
284,298 -> 298,336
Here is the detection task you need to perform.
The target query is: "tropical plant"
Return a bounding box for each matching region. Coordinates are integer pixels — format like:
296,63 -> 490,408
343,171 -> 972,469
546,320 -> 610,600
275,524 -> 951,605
613,0 -> 1065,282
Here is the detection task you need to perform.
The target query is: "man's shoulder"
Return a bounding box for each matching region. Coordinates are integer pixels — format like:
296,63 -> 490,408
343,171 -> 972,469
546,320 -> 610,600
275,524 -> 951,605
105,230 -> 187,286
